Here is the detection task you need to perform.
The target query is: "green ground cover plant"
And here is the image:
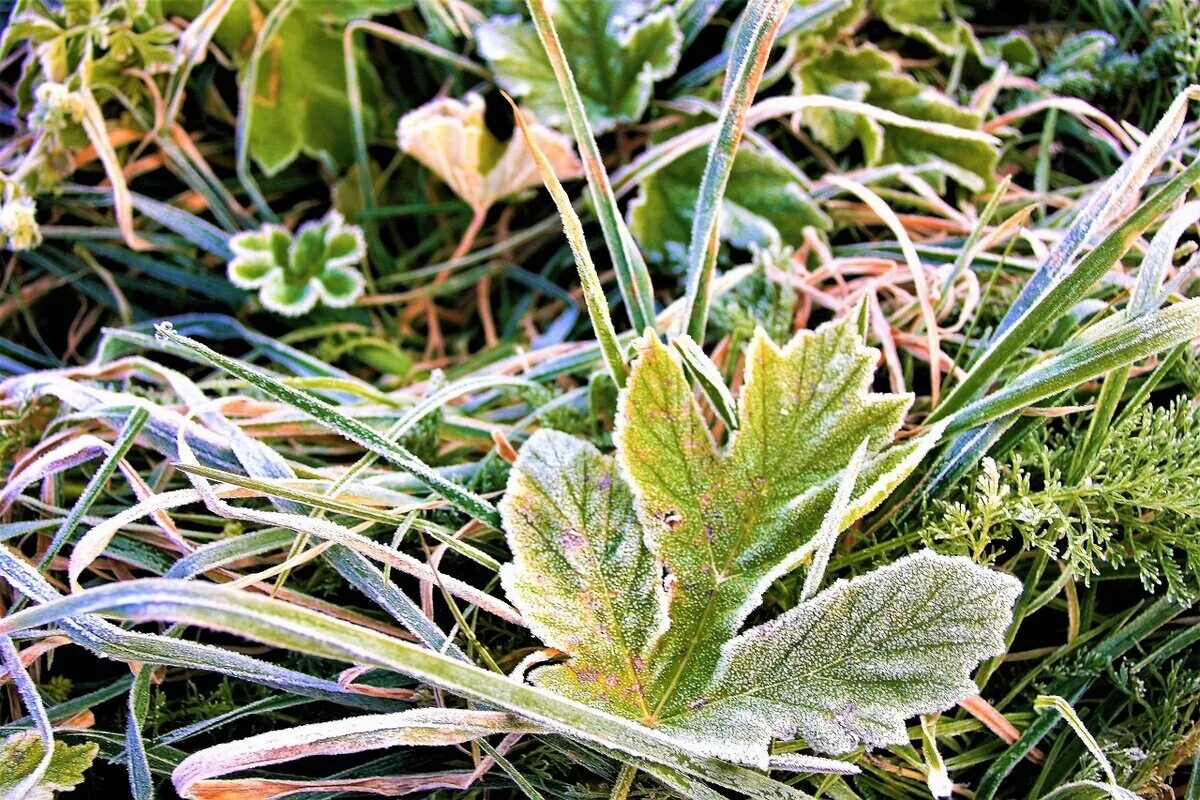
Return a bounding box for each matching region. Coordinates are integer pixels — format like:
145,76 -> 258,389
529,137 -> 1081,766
1,0 -> 1200,798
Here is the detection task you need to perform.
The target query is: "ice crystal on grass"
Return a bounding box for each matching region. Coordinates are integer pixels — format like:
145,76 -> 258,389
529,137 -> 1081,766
500,314 -> 1020,767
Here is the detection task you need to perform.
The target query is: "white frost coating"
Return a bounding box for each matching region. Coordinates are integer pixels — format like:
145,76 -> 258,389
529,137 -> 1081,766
476,0 -> 684,135
768,753 -> 862,775
658,551 -> 1021,766
500,429 -> 669,720
172,708 -> 539,795
500,317 -> 1020,771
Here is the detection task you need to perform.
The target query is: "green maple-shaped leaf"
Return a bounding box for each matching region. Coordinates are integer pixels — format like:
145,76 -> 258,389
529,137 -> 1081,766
0,733 -> 98,800
165,0 -> 402,175
500,314 -> 1020,766
793,44 -> 998,191
614,315 -> 935,716
628,143 -> 830,271
476,0 -> 683,134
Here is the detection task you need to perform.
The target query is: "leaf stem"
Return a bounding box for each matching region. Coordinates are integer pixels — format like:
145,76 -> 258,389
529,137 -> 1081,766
609,764 -> 638,800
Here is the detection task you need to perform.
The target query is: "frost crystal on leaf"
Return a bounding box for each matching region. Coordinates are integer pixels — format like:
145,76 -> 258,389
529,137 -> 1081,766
499,430 -> 666,719
227,211 -> 366,317
658,550 -> 1021,763
793,44 -> 998,191
500,313 -> 1018,768
0,196 -> 42,252
0,733 -> 97,800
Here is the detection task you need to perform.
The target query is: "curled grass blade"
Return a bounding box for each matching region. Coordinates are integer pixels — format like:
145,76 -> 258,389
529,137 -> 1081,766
35,407 -> 148,572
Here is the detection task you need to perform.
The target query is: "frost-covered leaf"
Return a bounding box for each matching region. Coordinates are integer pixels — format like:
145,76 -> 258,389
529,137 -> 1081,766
0,733 -> 98,800
398,92 -> 581,214
628,141 -> 828,271
500,318 -> 1014,767
476,0 -> 683,134
226,211 -> 366,316
784,0 -> 866,43
793,44 -> 998,191
615,315 -> 930,718
499,430 -> 666,719
874,0 -> 968,55
658,551 -> 1021,762
786,0 -> 969,56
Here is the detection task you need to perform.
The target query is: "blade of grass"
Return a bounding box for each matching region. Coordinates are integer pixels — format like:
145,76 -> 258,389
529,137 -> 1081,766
507,93 -> 629,387
172,463 -> 501,572
994,86 -> 1200,339
524,0 -> 658,334
36,406 -> 148,571
943,298 -> 1200,433
77,89 -> 151,251
0,580 -> 813,800
930,154 -> 1200,422
1068,199 -> 1200,482
0,635 -> 54,797
670,0 -> 850,92
151,322 -> 501,528
672,336 -> 738,431
827,174 -> 942,405
172,709 -> 537,797
974,597 -> 1190,800
681,0 -> 790,341
234,0 -> 295,219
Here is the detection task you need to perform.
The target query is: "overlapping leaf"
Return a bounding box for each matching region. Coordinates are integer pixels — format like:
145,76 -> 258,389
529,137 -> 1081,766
628,141 -> 829,271
793,44 -> 998,190
659,550 -> 1020,763
477,0 -> 683,134
165,0 -> 402,174
500,315 -> 1019,766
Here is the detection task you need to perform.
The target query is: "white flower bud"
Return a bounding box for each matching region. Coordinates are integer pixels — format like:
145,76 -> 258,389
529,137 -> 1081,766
0,197 -> 42,251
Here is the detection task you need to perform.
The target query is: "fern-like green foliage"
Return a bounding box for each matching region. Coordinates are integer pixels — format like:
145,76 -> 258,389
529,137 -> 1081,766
1091,658 -> 1200,792
1036,31 -> 1149,102
1147,0 -> 1200,95
500,314 -> 1020,767
922,398 -> 1200,600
